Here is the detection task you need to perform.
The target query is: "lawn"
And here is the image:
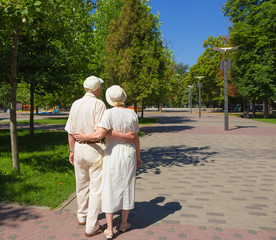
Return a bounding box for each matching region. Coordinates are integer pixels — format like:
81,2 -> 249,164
230,113 -> 276,124
0,117 -> 157,208
0,130 -> 75,209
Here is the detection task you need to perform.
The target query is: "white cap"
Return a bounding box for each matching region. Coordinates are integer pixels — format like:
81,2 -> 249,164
83,76 -> 104,91
106,85 -> 127,107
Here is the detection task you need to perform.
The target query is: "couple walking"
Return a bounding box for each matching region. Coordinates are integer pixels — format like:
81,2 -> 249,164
65,76 -> 142,239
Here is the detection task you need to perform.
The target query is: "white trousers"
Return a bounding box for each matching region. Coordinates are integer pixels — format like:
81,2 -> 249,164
74,142 -> 104,234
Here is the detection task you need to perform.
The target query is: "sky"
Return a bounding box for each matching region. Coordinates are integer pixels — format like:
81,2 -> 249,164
149,0 -> 232,68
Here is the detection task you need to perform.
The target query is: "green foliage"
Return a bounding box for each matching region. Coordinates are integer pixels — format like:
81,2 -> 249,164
222,0 -> 276,102
0,130 -> 75,208
187,36 -> 229,107
90,0 -> 124,77
103,0 -> 172,107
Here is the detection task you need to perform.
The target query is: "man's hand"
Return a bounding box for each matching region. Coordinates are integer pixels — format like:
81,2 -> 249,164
137,156 -> 142,168
124,131 -> 135,143
69,152 -> 74,166
75,132 -> 86,143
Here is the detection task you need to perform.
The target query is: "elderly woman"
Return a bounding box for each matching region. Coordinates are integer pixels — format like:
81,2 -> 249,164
75,85 -> 142,240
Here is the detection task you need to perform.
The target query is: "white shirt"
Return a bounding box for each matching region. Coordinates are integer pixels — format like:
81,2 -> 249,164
65,92 -> 106,135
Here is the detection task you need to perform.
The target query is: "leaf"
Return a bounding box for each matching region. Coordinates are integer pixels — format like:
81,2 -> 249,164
22,17 -> 26,23
21,9 -> 28,15
34,1 -> 42,6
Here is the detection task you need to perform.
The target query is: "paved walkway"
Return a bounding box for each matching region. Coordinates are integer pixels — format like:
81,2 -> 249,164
1,110 -> 276,240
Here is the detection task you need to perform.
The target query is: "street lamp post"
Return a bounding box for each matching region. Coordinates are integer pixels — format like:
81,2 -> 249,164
213,46 -> 239,131
194,76 -> 205,118
188,85 -> 194,114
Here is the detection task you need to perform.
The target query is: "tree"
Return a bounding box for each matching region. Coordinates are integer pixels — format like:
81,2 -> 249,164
104,0 -> 169,113
90,0 -> 124,77
0,0 -> 44,173
166,62 -> 189,108
17,0 -> 95,137
223,0 -> 276,118
188,36 -> 229,107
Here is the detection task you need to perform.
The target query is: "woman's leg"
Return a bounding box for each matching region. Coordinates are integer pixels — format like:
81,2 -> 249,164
106,213 -> 113,231
121,210 -> 129,225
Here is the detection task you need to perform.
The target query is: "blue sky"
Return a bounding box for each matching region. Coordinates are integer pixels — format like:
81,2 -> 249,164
149,0 -> 232,68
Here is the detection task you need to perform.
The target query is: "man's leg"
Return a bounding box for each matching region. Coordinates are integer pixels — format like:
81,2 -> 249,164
74,151 -> 90,223
85,158 -> 103,234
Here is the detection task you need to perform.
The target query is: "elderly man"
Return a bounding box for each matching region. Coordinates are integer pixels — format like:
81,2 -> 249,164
65,76 -> 134,237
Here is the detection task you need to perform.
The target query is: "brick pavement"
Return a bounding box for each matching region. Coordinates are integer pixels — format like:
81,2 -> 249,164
1,110 -> 276,240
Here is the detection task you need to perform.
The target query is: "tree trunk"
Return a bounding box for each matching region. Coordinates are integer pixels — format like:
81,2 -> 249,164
141,101 -> 144,119
30,83 -> 34,138
263,99 -> 269,119
134,102 -> 138,114
252,100 -> 256,118
10,24 -> 20,174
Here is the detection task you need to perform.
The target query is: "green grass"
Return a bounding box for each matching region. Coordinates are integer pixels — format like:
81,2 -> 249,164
230,113 -> 276,124
0,130 -> 75,209
250,114 -> 276,124
1,118 -> 68,125
138,117 -> 158,125
3,117 -> 157,126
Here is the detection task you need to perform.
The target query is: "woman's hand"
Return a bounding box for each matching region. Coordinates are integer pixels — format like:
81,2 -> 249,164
75,132 -> 87,143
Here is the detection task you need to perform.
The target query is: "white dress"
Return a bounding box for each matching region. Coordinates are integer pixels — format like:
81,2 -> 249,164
98,107 -> 139,213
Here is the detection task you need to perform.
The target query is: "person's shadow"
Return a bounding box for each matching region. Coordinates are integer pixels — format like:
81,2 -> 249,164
103,196 -> 181,238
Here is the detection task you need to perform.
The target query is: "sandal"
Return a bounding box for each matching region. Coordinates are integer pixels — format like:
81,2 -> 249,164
119,222 -> 131,232
104,229 -> 113,240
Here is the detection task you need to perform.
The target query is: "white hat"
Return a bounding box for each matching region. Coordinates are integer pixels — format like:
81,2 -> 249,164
83,76 -> 104,91
106,85 -> 127,107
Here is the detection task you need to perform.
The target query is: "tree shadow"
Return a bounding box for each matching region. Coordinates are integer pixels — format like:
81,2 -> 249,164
156,116 -> 197,124
140,125 -> 194,134
137,145 -> 217,176
0,203 -> 41,228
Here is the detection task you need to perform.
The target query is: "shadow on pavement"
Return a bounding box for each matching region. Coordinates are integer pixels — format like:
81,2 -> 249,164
230,125 -> 257,131
140,125 -> 194,134
108,197 -> 181,238
156,116 -> 197,124
137,145 -> 217,176
0,203 -> 40,228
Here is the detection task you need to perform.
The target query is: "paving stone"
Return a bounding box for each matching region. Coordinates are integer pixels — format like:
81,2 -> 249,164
208,219 -> 227,224
213,236 -> 222,240
234,233 -> 243,238
198,226 -> 207,230
72,233 -> 81,237
8,235 -> 18,240
146,231 -> 154,235
162,220 -> 180,224
207,212 -> 224,217
180,214 -> 197,218
46,236 -> 56,240
41,225 -> 50,229
248,230 -> 257,235
179,233 -> 187,238
249,212 -> 267,216
260,227 -> 276,231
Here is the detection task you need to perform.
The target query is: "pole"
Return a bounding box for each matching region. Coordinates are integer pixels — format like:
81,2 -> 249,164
190,89 -> 193,114
197,83 -> 203,118
224,60 -> 229,130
